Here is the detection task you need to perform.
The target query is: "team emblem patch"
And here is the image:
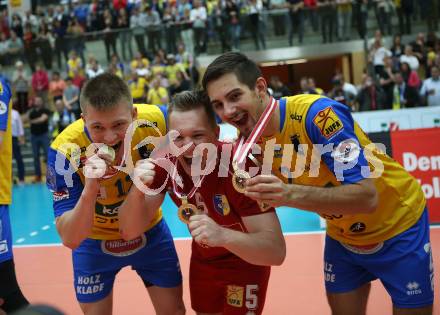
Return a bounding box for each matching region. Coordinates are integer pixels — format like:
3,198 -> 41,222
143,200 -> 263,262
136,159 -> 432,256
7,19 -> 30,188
213,194 -> 230,216
0,240 -> 9,255
226,285 -> 244,307
53,189 -> 70,202
313,106 -> 344,139
0,101 -> 7,115
101,234 -> 146,257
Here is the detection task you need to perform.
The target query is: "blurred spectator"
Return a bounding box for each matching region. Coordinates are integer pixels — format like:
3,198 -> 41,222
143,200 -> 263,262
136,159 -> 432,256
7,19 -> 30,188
356,74 -> 386,111
130,7 -> 147,57
401,63 -> 421,107
378,55 -> 395,109
71,68 -> 86,89
400,44 -> 420,70
36,23 -> 54,70
50,99 -> 76,139
103,8 -> 118,62
396,0 -> 412,34
23,10 -> 39,33
401,61 -> 421,89
10,13 -> 23,38
128,71 -> 148,103
169,70 -> 191,96
411,33 -> 427,70
147,78 -> 169,104
269,76 -> 291,98
420,65 -> 440,107
67,50 -> 84,78
31,64 -> 50,106
270,0 -> 288,36
0,33 -> 8,65
374,0 -> 393,35
53,19 -> 69,69
163,7 -> 178,54
353,0 -> 368,39
22,23 -> 37,72
390,34 -> 404,70
308,77 -> 325,94
11,105 -> 25,185
392,71 -> 408,109
0,10 -> 10,38
6,31 -> 24,64
328,76 -> 355,108
67,18 -> 86,64
49,71 -> 66,102
337,0 -> 352,41
145,5 -> 162,54
63,77 -> 81,119
165,54 -> 188,83
191,0 -> 208,54
131,52 -> 150,77
225,0 -> 241,51
86,56 -> 104,79
288,0 -> 305,45
248,0 -> 266,50
369,31 -> 391,76
180,8 -> 195,54
151,53 -> 166,77
299,76 -> 317,94
305,0 -> 319,32
26,96 -> 51,183
117,8 -> 133,61
318,0 -> 337,44
12,61 -> 30,114
109,53 -> 125,77
212,2 -> 230,52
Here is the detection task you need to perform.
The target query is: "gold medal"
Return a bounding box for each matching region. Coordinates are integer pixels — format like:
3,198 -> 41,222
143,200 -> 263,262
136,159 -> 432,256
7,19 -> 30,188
177,196 -> 199,224
232,168 -> 250,194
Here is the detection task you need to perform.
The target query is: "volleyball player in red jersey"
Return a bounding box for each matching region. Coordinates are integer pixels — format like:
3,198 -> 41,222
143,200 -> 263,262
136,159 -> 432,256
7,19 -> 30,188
119,90 -> 286,315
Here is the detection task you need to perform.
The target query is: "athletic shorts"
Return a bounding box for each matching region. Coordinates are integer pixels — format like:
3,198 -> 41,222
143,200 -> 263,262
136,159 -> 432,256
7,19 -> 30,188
189,257 -> 271,315
0,205 -> 13,264
324,208 -> 434,309
72,219 -> 182,303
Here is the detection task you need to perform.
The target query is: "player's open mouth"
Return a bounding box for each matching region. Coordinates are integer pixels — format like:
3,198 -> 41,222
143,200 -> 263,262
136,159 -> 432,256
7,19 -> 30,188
231,112 -> 248,127
110,142 -> 122,151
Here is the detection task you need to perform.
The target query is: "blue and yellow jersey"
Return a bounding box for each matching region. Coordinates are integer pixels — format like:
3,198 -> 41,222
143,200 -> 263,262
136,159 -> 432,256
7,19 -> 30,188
262,95 -> 425,245
46,104 -> 168,240
0,78 -> 12,205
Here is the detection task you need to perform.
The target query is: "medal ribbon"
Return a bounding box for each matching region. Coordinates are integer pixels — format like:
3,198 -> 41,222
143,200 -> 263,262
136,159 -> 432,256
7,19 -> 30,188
171,157 -> 216,200
232,97 -> 277,167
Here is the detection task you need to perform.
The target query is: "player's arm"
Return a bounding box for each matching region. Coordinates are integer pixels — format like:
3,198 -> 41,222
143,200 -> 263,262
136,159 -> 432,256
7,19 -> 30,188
118,159 -> 166,241
48,148 -> 108,249
0,80 -> 11,151
189,211 -> 285,266
245,99 -> 378,215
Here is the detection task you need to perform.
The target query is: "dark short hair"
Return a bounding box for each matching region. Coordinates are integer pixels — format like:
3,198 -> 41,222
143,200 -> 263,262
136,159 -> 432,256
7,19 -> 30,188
202,52 -> 262,91
168,90 -> 217,128
80,73 -> 132,112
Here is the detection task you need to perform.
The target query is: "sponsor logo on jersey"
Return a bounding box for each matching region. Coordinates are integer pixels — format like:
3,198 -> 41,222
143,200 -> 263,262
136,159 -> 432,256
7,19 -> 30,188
349,222 -> 366,233
406,281 -> 422,296
0,240 -> 9,255
213,194 -> 230,216
313,106 -> 344,139
0,101 -> 7,115
290,113 -> 303,122
332,139 -> 360,163
53,189 -> 70,201
101,234 -> 146,257
226,285 -> 244,307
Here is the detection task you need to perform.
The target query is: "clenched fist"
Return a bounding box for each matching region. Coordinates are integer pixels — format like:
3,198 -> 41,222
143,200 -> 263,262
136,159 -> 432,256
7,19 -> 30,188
133,159 -> 156,187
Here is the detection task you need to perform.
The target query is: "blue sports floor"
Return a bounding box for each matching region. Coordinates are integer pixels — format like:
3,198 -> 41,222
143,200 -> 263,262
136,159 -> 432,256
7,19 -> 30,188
10,183 -> 323,246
